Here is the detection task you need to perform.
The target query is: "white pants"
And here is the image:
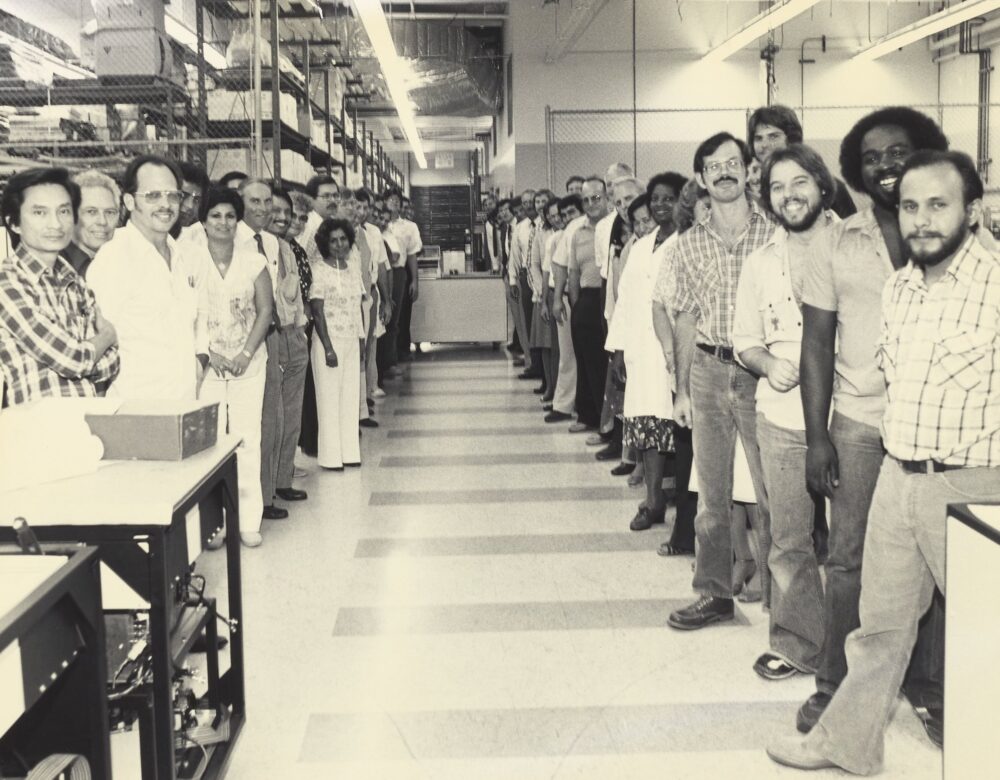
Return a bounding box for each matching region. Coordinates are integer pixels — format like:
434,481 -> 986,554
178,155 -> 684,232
360,295 -> 378,419
313,334 -> 361,468
553,298 -> 577,415
199,368 -> 266,534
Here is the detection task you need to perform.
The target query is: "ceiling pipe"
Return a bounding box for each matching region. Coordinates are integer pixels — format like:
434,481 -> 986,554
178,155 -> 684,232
929,14 -> 1000,50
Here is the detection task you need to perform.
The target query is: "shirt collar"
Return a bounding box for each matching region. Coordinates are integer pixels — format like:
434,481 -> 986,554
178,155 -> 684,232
14,243 -> 75,281
842,208 -> 882,238
899,233 -> 985,290
696,197 -> 770,243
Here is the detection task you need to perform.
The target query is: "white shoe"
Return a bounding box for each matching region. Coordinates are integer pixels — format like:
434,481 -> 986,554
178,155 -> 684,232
294,467 -> 308,479
372,387 -> 387,398
240,532 -> 263,548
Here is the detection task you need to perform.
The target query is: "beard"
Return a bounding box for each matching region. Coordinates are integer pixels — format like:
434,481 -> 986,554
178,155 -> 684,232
905,226 -> 969,269
780,199 -> 824,234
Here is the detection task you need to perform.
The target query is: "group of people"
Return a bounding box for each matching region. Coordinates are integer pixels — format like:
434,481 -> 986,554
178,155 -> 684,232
0,155 -> 423,549
485,104 -> 999,776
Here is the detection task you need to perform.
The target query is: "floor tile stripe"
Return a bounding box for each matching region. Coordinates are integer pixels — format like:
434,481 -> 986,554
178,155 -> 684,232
369,486 -> 635,505
378,452 -> 592,468
354,532 -> 665,557
393,406 -> 544,416
386,426 -> 552,438
331,598 -> 744,636
299,700 -> 786,761
397,389 -> 529,397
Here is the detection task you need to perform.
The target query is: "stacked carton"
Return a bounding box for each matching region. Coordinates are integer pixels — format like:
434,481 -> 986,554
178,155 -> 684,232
92,0 -> 176,83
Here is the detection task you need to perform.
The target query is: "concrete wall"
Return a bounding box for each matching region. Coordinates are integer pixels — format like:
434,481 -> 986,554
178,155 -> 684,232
508,1 -> 947,191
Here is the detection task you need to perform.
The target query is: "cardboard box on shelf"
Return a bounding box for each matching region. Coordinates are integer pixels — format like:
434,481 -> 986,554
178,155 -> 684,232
85,400 -> 219,461
92,0 -> 166,31
94,28 -> 176,82
206,89 -> 298,126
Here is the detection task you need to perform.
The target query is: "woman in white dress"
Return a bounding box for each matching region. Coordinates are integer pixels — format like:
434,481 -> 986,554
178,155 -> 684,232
195,187 -> 274,548
310,218 -> 368,469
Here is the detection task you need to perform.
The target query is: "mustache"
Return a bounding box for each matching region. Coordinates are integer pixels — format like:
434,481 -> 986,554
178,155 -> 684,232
713,176 -> 738,185
906,232 -> 945,239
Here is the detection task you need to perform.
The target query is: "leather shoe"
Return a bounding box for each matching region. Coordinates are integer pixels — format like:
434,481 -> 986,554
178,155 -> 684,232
545,411 -> 572,423
568,422 -> 593,433
796,691 -> 832,734
542,403 -> 553,412
766,736 -> 839,771
753,651 -> 808,680
610,462 -> 635,476
532,386 -> 546,395
595,445 -> 622,461
512,356 -> 525,367
629,506 -> 665,531
667,596 -> 734,630
910,701 -> 943,749
276,487 -> 307,501
518,371 -> 541,380
360,418 -> 379,428
262,505 -> 289,520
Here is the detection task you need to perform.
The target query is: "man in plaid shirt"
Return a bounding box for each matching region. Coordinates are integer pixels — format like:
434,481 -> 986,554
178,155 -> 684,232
667,132 -> 776,630
768,150 -> 1000,775
0,167 -> 119,407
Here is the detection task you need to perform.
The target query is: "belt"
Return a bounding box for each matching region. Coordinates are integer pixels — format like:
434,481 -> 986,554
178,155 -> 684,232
697,343 -> 735,363
899,459 -> 965,474
278,322 -> 303,333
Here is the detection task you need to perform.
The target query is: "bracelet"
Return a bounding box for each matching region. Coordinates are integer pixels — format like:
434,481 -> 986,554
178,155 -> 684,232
241,349 -> 252,359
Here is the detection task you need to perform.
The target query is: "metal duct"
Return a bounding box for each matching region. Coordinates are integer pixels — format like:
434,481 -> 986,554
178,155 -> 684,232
348,18 -> 501,117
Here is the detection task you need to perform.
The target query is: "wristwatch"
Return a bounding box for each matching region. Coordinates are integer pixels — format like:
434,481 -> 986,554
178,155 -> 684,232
241,349 -> 252,359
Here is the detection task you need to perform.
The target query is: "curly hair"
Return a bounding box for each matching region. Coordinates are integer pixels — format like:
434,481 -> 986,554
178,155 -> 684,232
761,144 -> 836,216
839,107 -> 948,193
315,217 -> 355,258
646,171 -> 688,200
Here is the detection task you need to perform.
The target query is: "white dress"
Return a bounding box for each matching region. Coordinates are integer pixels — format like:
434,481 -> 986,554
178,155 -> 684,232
605,231 -> 675,420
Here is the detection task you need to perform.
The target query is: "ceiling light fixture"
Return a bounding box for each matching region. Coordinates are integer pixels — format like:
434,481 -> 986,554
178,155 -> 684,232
349,0 -> 427,168
702,0 -> 823,63
854,0 -> 1000,61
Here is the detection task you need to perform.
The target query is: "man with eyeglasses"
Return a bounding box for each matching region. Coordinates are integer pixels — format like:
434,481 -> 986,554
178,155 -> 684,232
567,177 -> 611,435
301,174 -> 340,265
89,154 -> 209,402
63,169 -> 121,278
791,107 -> 950,744
666,132 -> 776,631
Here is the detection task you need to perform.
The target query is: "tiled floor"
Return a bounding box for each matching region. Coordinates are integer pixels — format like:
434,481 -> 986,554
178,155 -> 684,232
208,346 -> 941,779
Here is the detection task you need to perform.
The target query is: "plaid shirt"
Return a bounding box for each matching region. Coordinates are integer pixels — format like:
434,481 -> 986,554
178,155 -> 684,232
0,244 -> 119,406
878,235 -> 1000,466
671,199 -> 776,346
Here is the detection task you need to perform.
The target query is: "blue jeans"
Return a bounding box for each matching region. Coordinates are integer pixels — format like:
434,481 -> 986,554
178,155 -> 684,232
756,414 -> 824,670
689,348 -> 770,598
807,458 -> 1000,774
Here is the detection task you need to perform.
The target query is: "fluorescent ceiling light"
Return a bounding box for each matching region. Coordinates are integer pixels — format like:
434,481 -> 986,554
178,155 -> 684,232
702,0 -> 823,62
164,14 -> 228,70
854,0 -> 1000,61
350,0 -> 427,168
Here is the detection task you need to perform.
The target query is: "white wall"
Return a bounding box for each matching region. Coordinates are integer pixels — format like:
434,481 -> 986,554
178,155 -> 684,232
409,152 -> 473,187
509,1 -> 945,189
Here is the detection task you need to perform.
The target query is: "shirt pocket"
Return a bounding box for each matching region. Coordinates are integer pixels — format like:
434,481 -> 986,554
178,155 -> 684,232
930,329 -> 995,391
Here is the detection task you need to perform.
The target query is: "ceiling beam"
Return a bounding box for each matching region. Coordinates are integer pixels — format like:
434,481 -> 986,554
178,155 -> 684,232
380,139 -> 483,152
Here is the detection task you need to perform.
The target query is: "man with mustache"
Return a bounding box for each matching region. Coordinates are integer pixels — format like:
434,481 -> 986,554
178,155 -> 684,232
792,108 -> 949,742
733,144 -> 838,681
89,154 -> 208,402
768,149 -> 1000,774
666,132 -> 775,630
63,170 -> 121,278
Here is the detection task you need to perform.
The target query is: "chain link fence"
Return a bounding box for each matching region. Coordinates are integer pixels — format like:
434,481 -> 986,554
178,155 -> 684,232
546,103 -> 1000,202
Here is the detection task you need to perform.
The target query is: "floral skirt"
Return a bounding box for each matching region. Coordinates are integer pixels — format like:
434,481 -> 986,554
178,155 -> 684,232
623,415 -> 675,453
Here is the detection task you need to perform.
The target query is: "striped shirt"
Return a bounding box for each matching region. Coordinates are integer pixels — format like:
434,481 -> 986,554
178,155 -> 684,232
0,244 -> 119,405
671,199 -> 775,346
878,235 -> 1000,467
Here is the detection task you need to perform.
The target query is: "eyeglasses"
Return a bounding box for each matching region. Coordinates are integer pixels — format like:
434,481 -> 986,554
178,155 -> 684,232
316,192 -> 339,201
134,190 -> 185,205
703,158 -> 743,176
582,195 -> 605,204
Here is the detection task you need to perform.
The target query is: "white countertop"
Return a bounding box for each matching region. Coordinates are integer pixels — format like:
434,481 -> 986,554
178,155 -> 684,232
0,435 -> 241,528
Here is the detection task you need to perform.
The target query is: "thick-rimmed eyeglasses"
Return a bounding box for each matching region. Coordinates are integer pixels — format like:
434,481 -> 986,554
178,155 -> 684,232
134,190 -> 185,205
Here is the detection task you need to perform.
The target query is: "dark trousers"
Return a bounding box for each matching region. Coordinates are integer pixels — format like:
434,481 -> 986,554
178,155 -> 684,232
298,323 -> 318,456
382,266 -> 407,368
570,288 -> 604,428
668,425 -> 696,551
397,265 -> 415,357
